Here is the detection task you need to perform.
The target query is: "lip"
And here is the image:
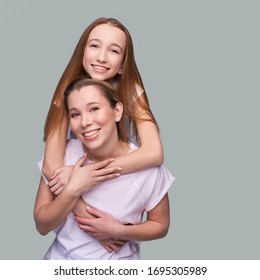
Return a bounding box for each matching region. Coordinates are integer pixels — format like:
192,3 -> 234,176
91,64 -> 110,72
82,128 -> 100,140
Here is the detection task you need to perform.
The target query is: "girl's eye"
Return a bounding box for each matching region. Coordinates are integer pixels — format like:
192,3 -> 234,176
90,43 -> 99,48
111,49 -> 119,54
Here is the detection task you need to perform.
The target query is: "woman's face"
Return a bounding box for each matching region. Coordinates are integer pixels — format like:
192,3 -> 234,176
68,85 -> 123,159
83,24 -> 126,82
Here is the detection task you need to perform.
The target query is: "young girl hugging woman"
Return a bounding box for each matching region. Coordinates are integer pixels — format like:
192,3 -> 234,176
34,78 -> 174,259
42,17 -> 164,194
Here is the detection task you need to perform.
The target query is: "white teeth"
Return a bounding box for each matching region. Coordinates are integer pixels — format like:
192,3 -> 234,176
83,130 -> 99,137
93,65 -> 108,70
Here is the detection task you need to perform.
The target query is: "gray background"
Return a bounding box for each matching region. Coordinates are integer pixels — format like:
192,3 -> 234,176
0,0 -> 259,259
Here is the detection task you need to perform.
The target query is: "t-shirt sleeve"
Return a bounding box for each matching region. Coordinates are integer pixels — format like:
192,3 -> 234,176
36,139 -> 83,186
143,165 -> 175,212
37,157 -> 49,185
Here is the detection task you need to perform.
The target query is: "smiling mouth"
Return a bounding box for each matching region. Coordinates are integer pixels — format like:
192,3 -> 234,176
92,64 -> 110,71
83,129 -> 100,138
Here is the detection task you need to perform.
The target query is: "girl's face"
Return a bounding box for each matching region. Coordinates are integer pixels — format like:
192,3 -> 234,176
68,85 -> 123,160
83,24 -> 126,82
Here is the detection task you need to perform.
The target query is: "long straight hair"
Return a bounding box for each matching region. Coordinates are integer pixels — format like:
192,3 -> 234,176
43,17 -> 158,142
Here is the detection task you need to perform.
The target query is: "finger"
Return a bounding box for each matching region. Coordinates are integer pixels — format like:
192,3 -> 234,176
86,206 -> 106,219
78,223 -> 93,232
95,166 -> 122,176
51,167 -> 65,180
54,187 -> 64,196
75,154 -> 88,168
48,177 -> 58,188
114,240 -> 127,246
102,244 -> 113,253
90,158 -> 115,170
94,172 -> 121,183
49,182 -> 61,192
75,216 -> 94,226
108,243 -> 121,252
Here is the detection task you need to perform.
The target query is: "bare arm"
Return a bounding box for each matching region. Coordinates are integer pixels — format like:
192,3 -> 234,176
47,95 -> 163,217
75,194 -> 170,241
42,115 -> 68,180
107,95 -> 164,174
72,106 -> 164,215
41,115 -> 93,218
34,156 -> 90,236
34,177 -> 80,236
34,156 -> 122,235
120,194 -> 170,241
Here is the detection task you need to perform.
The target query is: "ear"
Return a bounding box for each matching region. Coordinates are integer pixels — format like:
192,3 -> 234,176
114,102 -> 123,122
117,66 -> 124,75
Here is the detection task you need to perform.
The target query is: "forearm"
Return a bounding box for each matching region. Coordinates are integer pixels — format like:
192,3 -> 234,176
116,196 -> 170,241
34,180 -> 80,235
109,145 -> 163,174
108,120 -> 163,174
117,220 -> 169,241
42,117 -> 68,179
73,197 -> 95,219
77,195 -> 170,242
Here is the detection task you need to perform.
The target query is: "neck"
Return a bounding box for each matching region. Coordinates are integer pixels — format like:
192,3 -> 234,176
83,140 -> 129,162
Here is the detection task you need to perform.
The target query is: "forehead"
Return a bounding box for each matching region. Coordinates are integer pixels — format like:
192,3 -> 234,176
88,24 -> 126,48
68,85 -> 108,106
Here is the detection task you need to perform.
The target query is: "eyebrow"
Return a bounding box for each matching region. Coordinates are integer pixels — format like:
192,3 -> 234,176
88,38 -> 124,51
68,101 -> 101,113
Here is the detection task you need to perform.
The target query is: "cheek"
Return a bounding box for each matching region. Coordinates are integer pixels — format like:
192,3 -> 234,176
82,54 -> 87,70
69,120 -> 79,132
82,50 -> 91,69
114,56 -> 124,69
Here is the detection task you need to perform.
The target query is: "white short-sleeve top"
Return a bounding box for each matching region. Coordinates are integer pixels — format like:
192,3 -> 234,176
40,139 -> 175,260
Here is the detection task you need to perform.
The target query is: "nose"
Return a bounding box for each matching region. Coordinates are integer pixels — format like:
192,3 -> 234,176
81,114 -> 92,127
97,49 -> 107,63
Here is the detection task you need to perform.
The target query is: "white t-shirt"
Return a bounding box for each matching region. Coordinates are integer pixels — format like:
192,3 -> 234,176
39,139 -> 174,260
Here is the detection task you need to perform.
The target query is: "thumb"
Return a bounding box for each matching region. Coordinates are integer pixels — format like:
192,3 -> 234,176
51,166 -> 65,179
86,206 -> 105,218
75,154 -> 88,168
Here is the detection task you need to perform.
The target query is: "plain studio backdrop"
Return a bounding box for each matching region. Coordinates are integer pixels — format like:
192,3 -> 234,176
0,0 -> 259,259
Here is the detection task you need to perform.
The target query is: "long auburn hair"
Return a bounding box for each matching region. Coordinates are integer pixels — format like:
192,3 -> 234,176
43,17 -> 158,142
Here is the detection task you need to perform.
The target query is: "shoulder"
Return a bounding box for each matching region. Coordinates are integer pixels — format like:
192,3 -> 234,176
128,142 -> 138,152
135,84 -> 144,97
64,139 -> 84,165
66,138 -> 82,150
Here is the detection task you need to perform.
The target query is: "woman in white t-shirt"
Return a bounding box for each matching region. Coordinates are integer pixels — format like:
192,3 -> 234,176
34,78 -> 174,260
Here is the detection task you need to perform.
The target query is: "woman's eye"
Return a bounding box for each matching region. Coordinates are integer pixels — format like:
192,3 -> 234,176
90,107 -> 99,112
70,112 -> 80,118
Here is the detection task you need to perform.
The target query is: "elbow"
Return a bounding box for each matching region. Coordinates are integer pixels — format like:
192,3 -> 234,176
34,213 -> 51,236
142,146 -> 164,167
156,151 -> 164,166
35,222 -> 50,236
158,223 -> 169,239
161,225 -> 169,238
42,160 -> 52,180
152,148 -> 164,166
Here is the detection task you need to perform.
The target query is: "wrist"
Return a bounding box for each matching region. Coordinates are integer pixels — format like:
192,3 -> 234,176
64,182 -> 82,200
117,223 -> 128,240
